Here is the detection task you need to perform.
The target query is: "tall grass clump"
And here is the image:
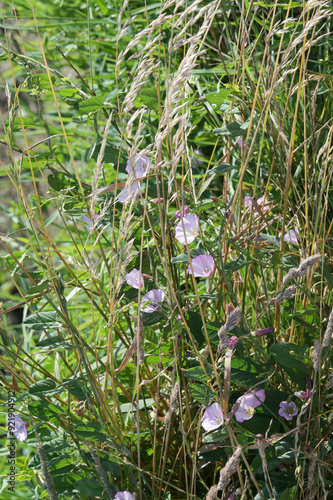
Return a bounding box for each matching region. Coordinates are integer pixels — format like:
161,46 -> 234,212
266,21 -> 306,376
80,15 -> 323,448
0,0 -> 332,499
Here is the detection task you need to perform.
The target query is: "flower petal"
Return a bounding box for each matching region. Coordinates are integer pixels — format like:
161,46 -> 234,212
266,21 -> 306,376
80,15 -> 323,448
175,213 -> 199,244
188,254 -> 215,277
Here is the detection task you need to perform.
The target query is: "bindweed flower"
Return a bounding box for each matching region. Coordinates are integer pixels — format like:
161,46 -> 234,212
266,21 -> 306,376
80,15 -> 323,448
257,195 -> 269,209
82,212 -> 99,230
115,492 -> 134,500
294,390 -> 312,400
255,327 -> 274,337
242,389 -> 265,407
125,269 -> 144,290
244,195 -> 269,210
233,389 -> 265,422
226,304 -> 235,315
118,183 -> 141,203
175,205 -> 190,218
188,254 -> 215,277
151,198 -> 164,204
175,213 -> 199,244
202,402 -> 224,431
284,229 -> 299,245
279,401 -> 298,420
126,154 -> 150,179
234,402 -> 255,422
140,289 -> 165,313
13,416 -> 29,441
228,336 -> 238,349
244,196 -> 253,208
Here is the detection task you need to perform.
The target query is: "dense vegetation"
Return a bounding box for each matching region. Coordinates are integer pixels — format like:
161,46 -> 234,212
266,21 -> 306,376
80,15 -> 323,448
0,0 -> 332,499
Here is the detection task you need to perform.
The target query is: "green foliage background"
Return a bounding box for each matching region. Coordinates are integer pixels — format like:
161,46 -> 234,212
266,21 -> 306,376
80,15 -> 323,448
0,0 -> 333,499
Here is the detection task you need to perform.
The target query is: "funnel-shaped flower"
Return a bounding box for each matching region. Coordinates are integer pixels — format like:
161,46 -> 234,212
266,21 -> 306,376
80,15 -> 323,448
233,389 -> 265,422
118,183 -> 140,203
202,402 -> 224,431
175,213 -> 199,244
228,336 -> 238,349
82,212 -> 99,230
278,401 -> 298,420
234,402 -> 255,423
284,230 -> 299,245
188,254 -> 215,277
13,416 -> 29,442
115,492 -> 134,500
126,154 -> 150,179
140,289 -> 165,313
125,269 -> 144,290
175,205 -> 190,218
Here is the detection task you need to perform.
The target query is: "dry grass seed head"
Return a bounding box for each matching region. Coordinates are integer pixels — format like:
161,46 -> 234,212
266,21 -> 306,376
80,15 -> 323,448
217,445 -> 242,491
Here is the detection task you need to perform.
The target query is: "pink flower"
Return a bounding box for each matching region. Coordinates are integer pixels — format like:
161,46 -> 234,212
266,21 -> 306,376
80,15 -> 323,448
242,389 -> 265,407
294,390 -> 312,400
13,416 -> 29,441
82,212 -> 99,230
228,336 -> 238,349
175,213 -> 199,244
202,402 -> 224,431
257,195 -> 269,209
244,195 -> 269,210
175,205 -> 190,218
125,269 -> 144,290
284,229 -> 299,245
234,402 -> 255,422
244,196 -> 253,207
115,492 -> 134,500
255,327 -> 274,336
151,198 -> 164,204
226,304 -> 235,315
188,254 -> 215,277
140,289 -> 165,313
233,389 -> 265,423
278,401 -> 298,420
126,154 -> 150,179
118,183 -> 140,203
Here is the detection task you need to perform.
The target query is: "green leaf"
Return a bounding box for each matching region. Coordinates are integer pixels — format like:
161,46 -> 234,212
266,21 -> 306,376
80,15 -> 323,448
90,144 -> 125,166
74,479 -> 104,496
186,311 -> 205,344
52,473 -> 82,495
20,153 -> 54,170
6,117 -> 43,131
205,88 -> 232,107
61,378 -> 88,401
210,162 -> 240,174
74,422 -> 106,442
28,400 -> 63,425
29,379 -> 57,396
36,336 -> 76,350
225,256 -> 252,273
24,311 -> 60,330
202,425 -> 229,444
48,172 -> 70,191
137,87 -> 160,111
269,343 -> 309,386
188,383 -> 215,405
213,121 -> 249,137
231,357 -> 272,386
185,365 -> 212,383
85,451 -> 120,476
79,95 -> 107,114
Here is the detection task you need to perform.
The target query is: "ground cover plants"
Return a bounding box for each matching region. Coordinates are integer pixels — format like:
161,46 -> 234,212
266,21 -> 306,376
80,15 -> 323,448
0,0 -> 333,498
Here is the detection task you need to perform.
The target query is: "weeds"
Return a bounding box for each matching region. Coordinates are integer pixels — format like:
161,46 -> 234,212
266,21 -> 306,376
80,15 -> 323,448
0,0 -> 332,499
